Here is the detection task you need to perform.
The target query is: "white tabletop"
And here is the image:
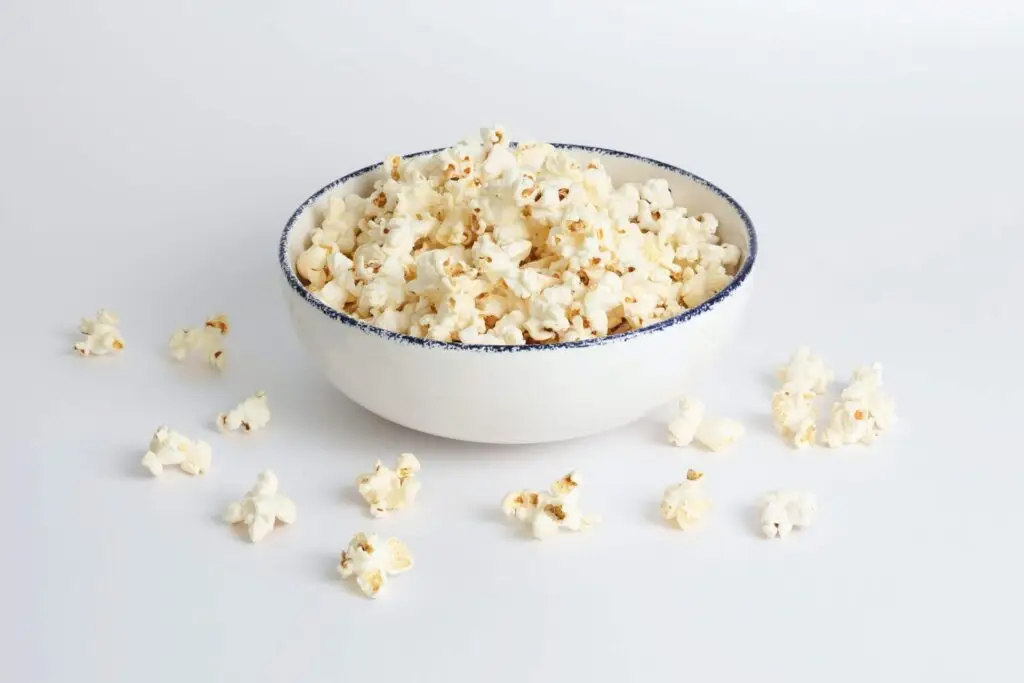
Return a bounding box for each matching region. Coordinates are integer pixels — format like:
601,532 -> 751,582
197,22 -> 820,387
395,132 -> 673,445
4,2 -> 1023,681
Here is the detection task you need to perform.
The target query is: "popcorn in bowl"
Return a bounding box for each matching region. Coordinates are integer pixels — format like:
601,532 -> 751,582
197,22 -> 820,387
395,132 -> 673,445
294,127 -> 743,345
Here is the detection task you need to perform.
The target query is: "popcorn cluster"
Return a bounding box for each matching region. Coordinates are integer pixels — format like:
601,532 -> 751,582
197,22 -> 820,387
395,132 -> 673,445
217,390 -> 270,433
170,314 -> 229,369
224,470 -> 297,543
141,426 -> 212,476
338,532 -> 414,599
74,309 -> 124,356
661,469 -> 712,530
502,471 -> 599,539
758,491 -> 817,539
771,347 -> 834,449
295,127 -> 742,344
667,397 -> 745,451
356,452 -> 421,517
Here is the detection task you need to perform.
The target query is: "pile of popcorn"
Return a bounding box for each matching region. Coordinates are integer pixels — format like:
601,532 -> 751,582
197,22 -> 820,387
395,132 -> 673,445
294,127 -> 743,344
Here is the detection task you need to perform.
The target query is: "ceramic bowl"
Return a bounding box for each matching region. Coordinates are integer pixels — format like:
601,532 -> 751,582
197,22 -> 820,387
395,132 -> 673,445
279,145 -> 757,444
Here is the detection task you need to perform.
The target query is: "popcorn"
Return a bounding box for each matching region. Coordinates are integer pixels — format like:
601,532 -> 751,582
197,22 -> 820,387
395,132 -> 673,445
217,390 -> 270,433
777,346 -> 834,395
355,453 -> 421,517
224,470 -> 296,543
758,491 -> 817,539
169,314 -> 228,369
74,309 -> 124,356
667,397 -> 706,447
668,398 -> 743,452
501,471 -> 598,539
770,388 -> 818,449
296,127 -> 742,344
661,469 -> 711,530
823,362 -> 895,447
141,426 -> 212,476
337,532 -> 413,599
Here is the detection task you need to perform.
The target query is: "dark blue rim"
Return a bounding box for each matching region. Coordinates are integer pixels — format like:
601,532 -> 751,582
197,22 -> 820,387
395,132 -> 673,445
278,143 -> 758,353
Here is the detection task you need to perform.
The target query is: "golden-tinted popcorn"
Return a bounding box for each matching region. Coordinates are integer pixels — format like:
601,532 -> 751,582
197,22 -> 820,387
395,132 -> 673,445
169,314 -> 228,369
501,471 -> 598,539
338,532 -> 413,599
355,453 -> 421,517
74,309 -> 124,356
661,469 -> 712,530
217,391 -> 270,433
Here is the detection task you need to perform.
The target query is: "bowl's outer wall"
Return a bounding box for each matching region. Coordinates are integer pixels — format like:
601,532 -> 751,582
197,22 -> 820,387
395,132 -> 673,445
280,149 -> 755,443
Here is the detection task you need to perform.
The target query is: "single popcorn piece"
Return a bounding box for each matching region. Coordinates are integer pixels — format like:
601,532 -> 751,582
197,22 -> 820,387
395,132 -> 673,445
771,388 -> 818,449
141,426 -> 212,476
217,390 -> 270,433
74,309 -> 124,356
337,532 -> 413,599
355,453 -> 421,517
758,491 -> 817,539
661,469 -> 712,530
777,346 -> 834,395
695,417 -> 746,452
667,397 -> 706,447
169,314 -> 229,369
501,471 -> 598,539
295,127 -> 743,345
224,470 -> 297,543
823,362 -> 896,447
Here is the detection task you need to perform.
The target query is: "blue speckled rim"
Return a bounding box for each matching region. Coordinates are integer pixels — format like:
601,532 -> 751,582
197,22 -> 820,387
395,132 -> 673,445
278,143 -> 758,353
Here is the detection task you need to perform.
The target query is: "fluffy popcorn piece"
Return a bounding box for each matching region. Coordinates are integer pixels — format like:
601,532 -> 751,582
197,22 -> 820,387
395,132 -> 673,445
141,426 -> 212,476
694,417 -> 745,452
777,346 -> 834,395
295,127 -> 742,346
217,390 -> 270,433
355,453 -> 421,517
668,397 -> 706,447
771,388 -> 818,449
74,309 -> 124,356
758,491 -> 817,539
501,471 -> 598,539
169,314 -> 229,369
661,469 -> 712,530
823,362 -> 896,447
337,532 -> 413,599
224,470 -> 296,543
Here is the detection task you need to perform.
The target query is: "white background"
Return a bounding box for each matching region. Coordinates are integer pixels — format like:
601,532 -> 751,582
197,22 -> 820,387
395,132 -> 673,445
3,1 -> 1023,681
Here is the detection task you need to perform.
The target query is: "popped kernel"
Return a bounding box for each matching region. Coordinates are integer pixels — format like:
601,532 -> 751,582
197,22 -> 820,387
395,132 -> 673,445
661,469 -> 712,530
667,397 -> 706,447
823,362 -> 895,447
74,309 -> 124,356
169,314 -> 228,369
758,491 -> 817,539
217,390 -> 270,433
777,346 -> 834,395
338,532 -> 413,599
355,453 -> 421,517
501,471 -> 598,539
141,426 -> 212,476
224,470 -> 296,543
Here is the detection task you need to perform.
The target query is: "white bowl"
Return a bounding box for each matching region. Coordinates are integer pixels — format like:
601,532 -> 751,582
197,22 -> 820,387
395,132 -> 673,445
279,145 -> 758,444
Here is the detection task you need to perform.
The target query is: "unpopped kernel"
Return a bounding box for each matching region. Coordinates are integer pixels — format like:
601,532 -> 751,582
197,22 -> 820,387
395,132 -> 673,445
217,391 -> 270,433
501,471 -> 599,539
355,453 -> 421,517
338,532 -> 413,599
758,491 -> 817,539
74,309 -> 124,356
823,362 -> 895,447
224,470 -> 296,543
141,426 -> 211,476
296,127 -> 743,344
169,314 -> 229,369
661,469 -> 712,530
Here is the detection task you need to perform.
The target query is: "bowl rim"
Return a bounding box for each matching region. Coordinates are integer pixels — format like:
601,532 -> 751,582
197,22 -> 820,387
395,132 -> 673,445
279,143 -> 758,353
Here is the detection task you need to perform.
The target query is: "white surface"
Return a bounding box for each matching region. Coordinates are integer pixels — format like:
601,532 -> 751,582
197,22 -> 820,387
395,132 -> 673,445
2,1 -> 1022,681
282,150 -> 754,443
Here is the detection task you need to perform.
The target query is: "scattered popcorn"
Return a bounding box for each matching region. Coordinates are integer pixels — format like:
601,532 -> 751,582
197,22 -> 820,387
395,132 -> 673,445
661,469 -> 712,530
758,491 -> 817,539
337,532 -> 413,599
224,470 -> 296,543
217,390 -> 270,433
355,453 -> 421,517
777,346 -> 834,395
667,397 -> 705,447
296,127 -> 744,345
771,388 -> 818,449
823,362 -> 896,447
74,309 -> 124,356
140,426 -> 212,476
169,314 -> 229,369
501,471 -> 598,539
